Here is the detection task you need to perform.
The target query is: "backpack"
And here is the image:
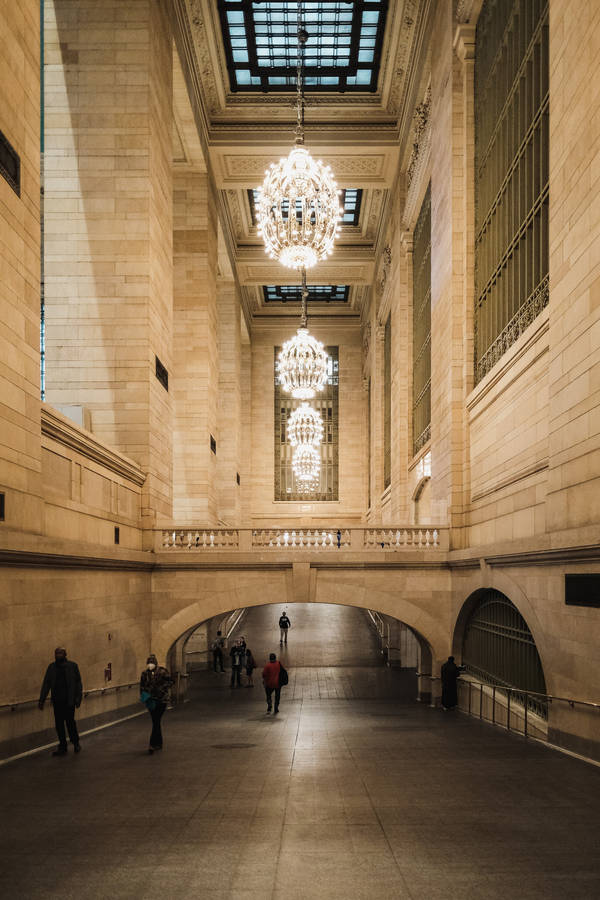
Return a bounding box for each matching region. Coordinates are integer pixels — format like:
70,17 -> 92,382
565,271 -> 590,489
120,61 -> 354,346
278,664 -> 289,687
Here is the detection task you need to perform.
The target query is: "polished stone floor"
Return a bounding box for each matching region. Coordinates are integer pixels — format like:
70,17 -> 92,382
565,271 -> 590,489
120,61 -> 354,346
3,603 -> 600,899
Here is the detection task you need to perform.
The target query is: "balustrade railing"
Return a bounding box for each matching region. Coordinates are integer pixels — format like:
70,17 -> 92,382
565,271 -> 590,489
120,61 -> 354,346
158,526 -> 447,551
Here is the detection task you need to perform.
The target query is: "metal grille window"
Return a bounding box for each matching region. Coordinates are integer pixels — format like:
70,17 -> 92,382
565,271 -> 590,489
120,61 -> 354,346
474,0 -> 549,383
383,316 -> 391,490
218,1 -> 388,92
462,590 -> 547,718
412,183 -> 431,456
274,347 -> 339,500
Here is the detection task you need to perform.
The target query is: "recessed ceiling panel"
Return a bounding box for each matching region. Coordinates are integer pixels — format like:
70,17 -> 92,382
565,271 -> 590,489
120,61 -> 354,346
218,1 -> 388,92
263,284 -> 349,303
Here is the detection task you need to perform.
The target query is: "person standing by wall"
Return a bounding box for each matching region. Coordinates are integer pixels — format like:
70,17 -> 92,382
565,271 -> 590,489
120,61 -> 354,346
441,656 -> 462,711
140,654 -> 173,754
279,611 -> 291,645
38,647 -> 83,756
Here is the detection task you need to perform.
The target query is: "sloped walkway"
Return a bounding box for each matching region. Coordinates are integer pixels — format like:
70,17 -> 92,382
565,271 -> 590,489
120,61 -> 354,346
2,604 -> 600,899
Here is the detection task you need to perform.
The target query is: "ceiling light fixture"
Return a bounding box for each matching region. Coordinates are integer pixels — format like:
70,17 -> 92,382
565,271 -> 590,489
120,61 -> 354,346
276,270 -> 328,399
292,443 -> 321,491
287,401 -> 324,448
256,2 -> 342,270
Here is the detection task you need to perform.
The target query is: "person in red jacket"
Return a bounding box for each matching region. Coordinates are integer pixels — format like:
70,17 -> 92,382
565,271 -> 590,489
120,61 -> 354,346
262,653 -> 282,715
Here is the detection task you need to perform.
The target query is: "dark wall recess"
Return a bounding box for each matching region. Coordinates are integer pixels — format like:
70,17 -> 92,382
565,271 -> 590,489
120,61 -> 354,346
565,575 -> 600,608
155,356 -> 168,391
114,526 -> 120,545
0,130 -> 21,196
0,492 -> 5,521
210,435 -> 217,454
236,472 -> 240,485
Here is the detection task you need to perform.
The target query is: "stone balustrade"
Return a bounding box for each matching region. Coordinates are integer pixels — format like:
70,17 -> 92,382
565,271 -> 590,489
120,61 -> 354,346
158,526 -> 447,552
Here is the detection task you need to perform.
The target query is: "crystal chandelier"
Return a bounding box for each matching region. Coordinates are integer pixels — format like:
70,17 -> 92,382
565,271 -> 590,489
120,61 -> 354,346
256,4 -> 342,270
287,402 -> 324,447
292,443 -> 321,491
276,271 -> 329,399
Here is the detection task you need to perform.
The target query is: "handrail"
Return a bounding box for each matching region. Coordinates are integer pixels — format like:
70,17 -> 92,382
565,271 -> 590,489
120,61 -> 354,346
0,680 -> 140,713
415,673 -> 600,710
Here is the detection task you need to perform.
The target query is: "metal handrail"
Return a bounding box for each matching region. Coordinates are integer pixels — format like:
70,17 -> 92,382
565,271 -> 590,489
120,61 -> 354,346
0,680 -> 140,713
416,673 -> 600,710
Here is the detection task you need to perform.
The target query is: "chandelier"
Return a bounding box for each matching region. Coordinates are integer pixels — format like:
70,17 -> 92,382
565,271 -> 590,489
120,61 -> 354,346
292,443 -> 321,490
277,271 -> 329,399
256,4 -> 342,270
287,402 -> 324,447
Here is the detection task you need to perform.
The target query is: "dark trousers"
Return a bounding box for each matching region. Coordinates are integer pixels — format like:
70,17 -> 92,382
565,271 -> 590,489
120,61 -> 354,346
231,665 -> 242,687
213,649 -> 224,672
265,686 -> 281,711
149,701 -> 166,748
53,702 -> 79,748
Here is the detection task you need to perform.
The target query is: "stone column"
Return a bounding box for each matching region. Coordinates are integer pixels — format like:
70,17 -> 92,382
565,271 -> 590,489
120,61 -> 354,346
391,232 -> 413,522
429,2 -> 474,547
546,0 -> 600,535
0,0 -> 43,534
43,0 -> 173,532
172,171 -> 219,524
217,278 -> 242,525
369,320 -> 386,522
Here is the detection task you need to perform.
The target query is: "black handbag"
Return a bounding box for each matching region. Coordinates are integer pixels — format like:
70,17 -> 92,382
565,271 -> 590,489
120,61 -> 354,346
279,664 -> 289,686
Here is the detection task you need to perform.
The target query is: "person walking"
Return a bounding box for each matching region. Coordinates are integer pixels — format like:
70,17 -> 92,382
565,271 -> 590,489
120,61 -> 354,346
38,647 -> 83,756
262,652 -> 283,715
441,655 -> 462,710
230,639 -> 245,688
140,654 -> 173,754
245,648 -> 256,687
279,611 -> 291,645
211,630 -> 225,673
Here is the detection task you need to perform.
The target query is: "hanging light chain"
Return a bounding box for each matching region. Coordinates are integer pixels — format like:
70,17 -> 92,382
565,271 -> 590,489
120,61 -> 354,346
300,268 -> 308,328
295,1 -> 306,146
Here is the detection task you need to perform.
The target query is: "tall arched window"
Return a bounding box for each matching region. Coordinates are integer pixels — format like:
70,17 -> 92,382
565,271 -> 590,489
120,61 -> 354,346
474,0 -> 549,382
462,589 -> 547,716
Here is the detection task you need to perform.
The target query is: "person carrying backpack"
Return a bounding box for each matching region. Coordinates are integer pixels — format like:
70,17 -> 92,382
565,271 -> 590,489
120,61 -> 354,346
262,652 -> 288,715
279,611 -> 291,645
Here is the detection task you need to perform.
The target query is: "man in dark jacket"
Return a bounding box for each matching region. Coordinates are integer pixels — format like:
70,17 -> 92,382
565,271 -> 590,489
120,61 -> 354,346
39,647 -> 83,755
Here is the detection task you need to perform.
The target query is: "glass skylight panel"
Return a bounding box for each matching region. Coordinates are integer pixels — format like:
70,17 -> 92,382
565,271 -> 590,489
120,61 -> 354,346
249,188 -> 361,226
218,1 -> 388,92
264,285 -> 349,304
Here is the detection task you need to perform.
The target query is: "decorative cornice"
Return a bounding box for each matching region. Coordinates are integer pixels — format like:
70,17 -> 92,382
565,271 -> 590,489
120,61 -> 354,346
0,549 -> 151,571
41,406 -> 146,487
402,85 -> 432,228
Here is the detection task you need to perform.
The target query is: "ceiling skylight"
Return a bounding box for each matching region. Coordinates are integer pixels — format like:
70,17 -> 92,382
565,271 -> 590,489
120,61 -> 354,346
218,1 -> 388,92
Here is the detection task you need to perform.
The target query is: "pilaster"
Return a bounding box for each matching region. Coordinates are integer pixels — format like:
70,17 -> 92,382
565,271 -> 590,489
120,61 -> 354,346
217,278 -> 242,525
172,171 -> 219,524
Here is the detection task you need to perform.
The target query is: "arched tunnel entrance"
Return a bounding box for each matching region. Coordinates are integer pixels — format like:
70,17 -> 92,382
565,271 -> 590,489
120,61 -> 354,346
167,602 -> 434,708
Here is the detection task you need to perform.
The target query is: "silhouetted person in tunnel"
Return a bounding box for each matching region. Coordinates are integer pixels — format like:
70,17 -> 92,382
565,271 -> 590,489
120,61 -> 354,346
441,656 -> 462,710
211,630 -> 225,673
39,646 -> 82,756
230,639 -> 245,688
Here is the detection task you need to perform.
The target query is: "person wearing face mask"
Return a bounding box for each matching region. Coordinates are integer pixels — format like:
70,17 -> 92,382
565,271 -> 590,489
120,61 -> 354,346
38,647 -> 83,756
140,654 -> 173,754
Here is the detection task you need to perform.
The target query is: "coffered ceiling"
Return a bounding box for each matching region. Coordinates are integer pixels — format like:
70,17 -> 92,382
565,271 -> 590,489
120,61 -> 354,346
172,0 -> 434,326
